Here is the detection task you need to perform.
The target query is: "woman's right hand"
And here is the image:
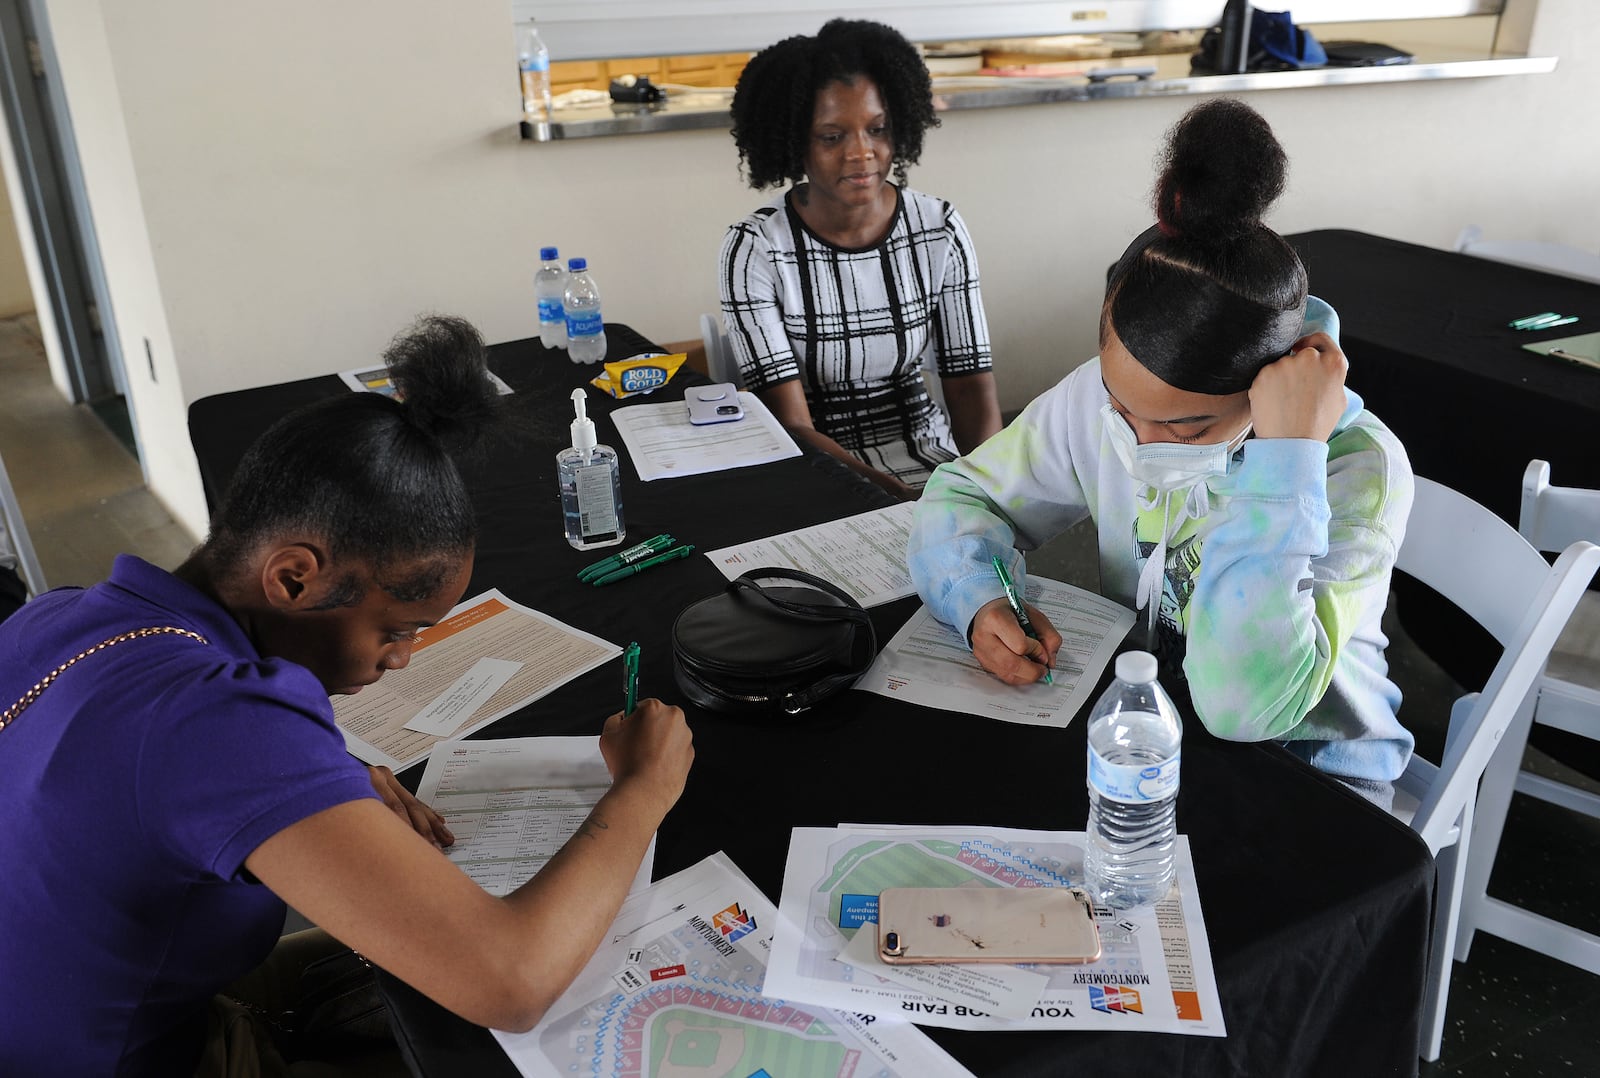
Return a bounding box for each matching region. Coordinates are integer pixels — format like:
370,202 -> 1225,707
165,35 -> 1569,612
599,698 -> 695,814
970,597 -> 1062,686
871,470 -> 919,502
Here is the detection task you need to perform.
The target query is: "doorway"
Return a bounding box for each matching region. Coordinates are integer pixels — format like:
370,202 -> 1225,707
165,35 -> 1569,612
0,0 -> 135,460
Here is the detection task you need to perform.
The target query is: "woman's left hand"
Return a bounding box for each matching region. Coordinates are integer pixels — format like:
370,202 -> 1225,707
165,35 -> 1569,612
368,765 -> 455,848
1248,332 -> 1349,442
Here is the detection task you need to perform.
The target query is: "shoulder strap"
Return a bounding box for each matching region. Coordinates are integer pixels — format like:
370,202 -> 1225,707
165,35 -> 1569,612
728,569 -> 877,714
728,568 -> 874,635
1,626 -> 209,733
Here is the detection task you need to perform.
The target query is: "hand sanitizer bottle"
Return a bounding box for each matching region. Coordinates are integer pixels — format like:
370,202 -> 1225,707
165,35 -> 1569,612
558,388 -> 624,550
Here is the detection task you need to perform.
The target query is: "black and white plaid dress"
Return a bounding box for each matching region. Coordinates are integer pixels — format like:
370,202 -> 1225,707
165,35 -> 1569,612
718,185 -> 993,488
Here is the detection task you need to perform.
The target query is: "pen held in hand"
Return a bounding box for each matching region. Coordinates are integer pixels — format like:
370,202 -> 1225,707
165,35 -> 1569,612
591,544 -> 695,586
623,641 -> 640,717
991,555 -> 1054,685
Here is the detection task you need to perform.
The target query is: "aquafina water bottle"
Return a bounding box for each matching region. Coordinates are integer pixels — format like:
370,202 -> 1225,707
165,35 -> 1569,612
535,247 -> 567,349
563,257 -> 607,364
1083,650 -> 1181,909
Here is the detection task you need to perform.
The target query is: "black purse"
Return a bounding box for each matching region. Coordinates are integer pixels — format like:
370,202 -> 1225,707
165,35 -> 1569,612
671,568 -> 877,716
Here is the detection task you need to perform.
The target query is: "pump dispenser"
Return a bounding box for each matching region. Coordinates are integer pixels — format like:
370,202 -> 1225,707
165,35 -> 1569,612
557,387 -> 625,549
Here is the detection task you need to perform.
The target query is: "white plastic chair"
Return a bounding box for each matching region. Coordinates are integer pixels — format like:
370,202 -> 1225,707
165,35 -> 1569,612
1387,475 -> 1600,1062
698,312 -> 742,389
1454,225 -> 1600,285
0,450 -> 46,598
1450,461 -> 1600,978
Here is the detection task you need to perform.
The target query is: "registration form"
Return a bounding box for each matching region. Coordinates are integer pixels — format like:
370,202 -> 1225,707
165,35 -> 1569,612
608,392 -> 800,481
704,501 -> 919,608
857,575 -> 1134,726
415,736 -> 652,897
330,589 -> 618,769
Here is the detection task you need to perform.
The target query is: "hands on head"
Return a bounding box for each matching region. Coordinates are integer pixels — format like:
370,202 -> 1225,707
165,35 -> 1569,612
1249,331 -> 1349,443
970,596 -> 1062,686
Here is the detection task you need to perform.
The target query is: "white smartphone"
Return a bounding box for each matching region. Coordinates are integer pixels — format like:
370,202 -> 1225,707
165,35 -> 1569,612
877,886 -> 1101,965
686,383 -> 744,425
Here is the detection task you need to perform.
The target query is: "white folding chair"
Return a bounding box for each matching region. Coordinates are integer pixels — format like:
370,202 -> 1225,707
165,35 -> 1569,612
0,449 -> 46,598
1388,475 -> 1600,1061
1454,225 -> 1600,285
1450,461 -> 1600,978
698,312 -> 742,389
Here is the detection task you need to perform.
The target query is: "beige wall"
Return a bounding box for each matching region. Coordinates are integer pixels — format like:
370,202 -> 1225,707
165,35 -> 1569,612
44,0 -> 191,512
39,0 -> 1600,538
0,167 -> 35,318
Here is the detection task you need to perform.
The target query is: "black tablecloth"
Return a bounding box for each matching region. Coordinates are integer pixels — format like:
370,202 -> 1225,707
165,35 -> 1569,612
188,329 -> 1434,1078
1287,230 -> 1600,693
1286,229 -> 1600,522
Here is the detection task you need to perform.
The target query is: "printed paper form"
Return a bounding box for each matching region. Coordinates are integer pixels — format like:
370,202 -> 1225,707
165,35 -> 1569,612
492,851 -> 975,1077
705,501 -> 919,608
415,736 -> 652,898
608,391 -> 801,481
330,589 -> 618,770
765,825 -> 1225,1036
858,575 -> 1135,726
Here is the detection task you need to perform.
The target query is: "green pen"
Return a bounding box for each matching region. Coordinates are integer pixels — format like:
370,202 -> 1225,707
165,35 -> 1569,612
591,544 -> 696,586
1509,312 -> 1561,330
623,642 -> 640,717
578,534 -> 674,581
1533,316 -> 1580,330
991,555 -> 1053,685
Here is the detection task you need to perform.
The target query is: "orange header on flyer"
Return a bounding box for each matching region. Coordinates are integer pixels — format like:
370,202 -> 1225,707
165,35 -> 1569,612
414,596 -> 508,650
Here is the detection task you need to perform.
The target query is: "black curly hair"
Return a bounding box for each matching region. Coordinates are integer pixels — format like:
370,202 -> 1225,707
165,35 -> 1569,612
730,18 -> 938,189
1102,98 -> 1309,395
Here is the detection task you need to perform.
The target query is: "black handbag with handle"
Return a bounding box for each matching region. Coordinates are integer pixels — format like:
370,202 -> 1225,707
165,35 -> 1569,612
671,568 -> 877,716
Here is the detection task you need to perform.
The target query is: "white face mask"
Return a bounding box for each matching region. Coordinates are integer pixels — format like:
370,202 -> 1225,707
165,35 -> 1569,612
1100,402 -> 1251,495
1101,403 -> 1252,648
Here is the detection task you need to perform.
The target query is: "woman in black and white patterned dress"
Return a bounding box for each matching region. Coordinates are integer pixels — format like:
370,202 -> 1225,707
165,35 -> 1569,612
719,18 -> 1002,500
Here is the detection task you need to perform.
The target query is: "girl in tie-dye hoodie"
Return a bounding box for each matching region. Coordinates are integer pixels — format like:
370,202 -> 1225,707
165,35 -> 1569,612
908,100 -> 1414,803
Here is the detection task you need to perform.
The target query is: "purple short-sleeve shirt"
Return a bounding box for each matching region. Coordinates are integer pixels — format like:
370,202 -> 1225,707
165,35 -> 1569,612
0,556 -> 377,1076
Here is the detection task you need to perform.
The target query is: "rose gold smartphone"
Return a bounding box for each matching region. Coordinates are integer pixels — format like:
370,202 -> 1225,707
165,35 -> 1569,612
877,887 -> 1101,965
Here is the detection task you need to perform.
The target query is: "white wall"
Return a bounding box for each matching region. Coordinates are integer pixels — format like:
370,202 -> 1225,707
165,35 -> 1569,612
0,67 -> 67,397
0,166 -> 36,318
42,0 -> 1600,538
43,0 -> 195,524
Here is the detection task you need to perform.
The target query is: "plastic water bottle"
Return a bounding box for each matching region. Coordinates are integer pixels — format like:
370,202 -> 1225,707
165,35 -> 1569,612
517,23 -> 553,125
535,247 -> 567,350
1083,651 -> 1182,909
564,257 -> 607,364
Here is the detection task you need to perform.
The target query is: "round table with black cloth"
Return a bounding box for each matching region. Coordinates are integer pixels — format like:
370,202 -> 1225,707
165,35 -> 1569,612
188,326 -> 1433,1078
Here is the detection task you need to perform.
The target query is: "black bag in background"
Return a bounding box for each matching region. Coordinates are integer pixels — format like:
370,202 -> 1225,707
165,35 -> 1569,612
1191,7 -> 1328,74
672,568 -> 876,716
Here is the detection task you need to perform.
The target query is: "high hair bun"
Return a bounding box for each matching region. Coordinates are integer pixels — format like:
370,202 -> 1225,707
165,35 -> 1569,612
1154,98 -> 1287,243
383,314 -> 503,454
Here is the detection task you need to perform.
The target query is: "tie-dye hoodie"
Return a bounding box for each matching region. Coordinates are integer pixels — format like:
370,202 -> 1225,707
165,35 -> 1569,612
908,299 -> 1416,787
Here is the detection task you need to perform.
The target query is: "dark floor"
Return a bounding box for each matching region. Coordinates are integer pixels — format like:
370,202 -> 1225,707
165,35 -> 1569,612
1027,518 -> 1600,1076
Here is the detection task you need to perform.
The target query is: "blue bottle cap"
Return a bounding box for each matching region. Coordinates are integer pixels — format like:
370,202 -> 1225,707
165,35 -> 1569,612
567,257 -> 587,272
540,246 -> 559,260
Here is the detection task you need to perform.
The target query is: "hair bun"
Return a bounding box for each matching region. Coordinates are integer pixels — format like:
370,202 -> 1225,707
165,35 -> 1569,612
1155,98 -> 1287,242
383,314 -> 503,453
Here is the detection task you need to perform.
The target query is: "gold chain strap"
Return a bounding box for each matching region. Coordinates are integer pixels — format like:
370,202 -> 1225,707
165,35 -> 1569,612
0,626 -> 209,732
